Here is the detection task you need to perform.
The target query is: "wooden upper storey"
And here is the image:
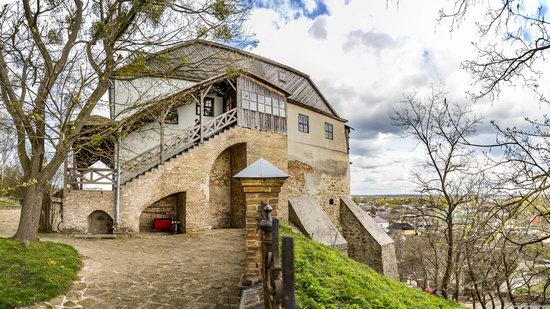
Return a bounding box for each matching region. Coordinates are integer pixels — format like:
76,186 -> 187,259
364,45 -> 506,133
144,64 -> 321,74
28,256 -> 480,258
112,40 -> 344,121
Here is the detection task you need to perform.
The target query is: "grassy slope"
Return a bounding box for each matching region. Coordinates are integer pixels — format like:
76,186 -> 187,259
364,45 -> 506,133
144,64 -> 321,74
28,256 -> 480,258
281,226 -> 462,309
0,238 -> 80,308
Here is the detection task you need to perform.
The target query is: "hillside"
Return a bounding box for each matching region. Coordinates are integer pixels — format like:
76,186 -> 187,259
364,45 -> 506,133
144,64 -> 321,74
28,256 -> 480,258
281,225 -> 462,309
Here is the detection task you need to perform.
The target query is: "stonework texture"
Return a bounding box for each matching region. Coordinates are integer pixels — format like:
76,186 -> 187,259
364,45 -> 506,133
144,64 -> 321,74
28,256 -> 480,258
238,179 -> 286,280
63,127 -> 288,234
139,194 -> 177,232
63,190 -> 115,233
209,143 -> 247,228
287,154 -> 350,228
340,197 -> 399,279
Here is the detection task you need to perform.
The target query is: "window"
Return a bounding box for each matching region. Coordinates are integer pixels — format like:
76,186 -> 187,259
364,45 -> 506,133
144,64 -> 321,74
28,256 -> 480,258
278,70 -> 287,83
241,89 -> 286,117
273,99 -> 285,117
325,122 -> 333,140
196,97 -> 215,116
329,198 -> 334,205
255,95 -> 274,114
298,114 -> 309,133
164,108 -> 178,124
204,97 -> 214,116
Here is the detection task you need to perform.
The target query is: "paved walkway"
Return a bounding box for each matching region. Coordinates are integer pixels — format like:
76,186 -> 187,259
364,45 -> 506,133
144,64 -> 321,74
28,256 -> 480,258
0,209 -> 245,309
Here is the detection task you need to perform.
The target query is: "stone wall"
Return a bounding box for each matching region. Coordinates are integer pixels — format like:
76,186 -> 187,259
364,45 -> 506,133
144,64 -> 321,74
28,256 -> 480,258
286,160 -> 313,198
209,143 -> 248,228
62,190 -> 115,233
238,178 -> 286,282
119,127 -> 287,233
230,144 -> 247,227
139,194 -> 177,232
209,149 -> 232,228
286,103 -> 350,228
287,148 -> 350,227
340,197 -> 398,279
63,127 -> 288,234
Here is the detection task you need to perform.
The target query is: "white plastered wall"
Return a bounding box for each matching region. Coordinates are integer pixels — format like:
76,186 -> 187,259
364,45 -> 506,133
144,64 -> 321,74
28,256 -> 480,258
112,77 -> 196,120
119,92 -> 224,162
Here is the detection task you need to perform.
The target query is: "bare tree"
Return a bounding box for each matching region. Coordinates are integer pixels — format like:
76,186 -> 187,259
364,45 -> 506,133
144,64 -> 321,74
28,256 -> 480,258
391,88 -> 484,298
0,112 -> 16,188
440,0 -> 550,102
0,0 -> 251,244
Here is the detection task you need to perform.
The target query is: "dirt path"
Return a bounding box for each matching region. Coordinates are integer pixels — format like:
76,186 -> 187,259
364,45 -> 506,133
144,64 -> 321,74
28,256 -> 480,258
0,209 -> 245,309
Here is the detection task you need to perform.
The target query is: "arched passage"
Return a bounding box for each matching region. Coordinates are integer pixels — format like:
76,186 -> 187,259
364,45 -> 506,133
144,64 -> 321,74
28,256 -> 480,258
87,210 -> 113,234
139,192 -> 186,233
209,143 -> 247,228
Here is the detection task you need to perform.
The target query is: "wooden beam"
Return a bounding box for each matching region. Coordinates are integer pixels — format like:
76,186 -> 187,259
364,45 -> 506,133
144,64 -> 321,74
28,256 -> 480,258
226,78 -> 237,91
159,109 -> 169,162
199,84 -> 214,144
199,90 -> 204,143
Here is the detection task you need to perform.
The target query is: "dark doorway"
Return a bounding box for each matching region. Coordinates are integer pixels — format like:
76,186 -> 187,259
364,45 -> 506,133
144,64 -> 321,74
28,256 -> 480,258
209,143 -> 247,228
139,192 -> 186,233
87,210 -> 113,234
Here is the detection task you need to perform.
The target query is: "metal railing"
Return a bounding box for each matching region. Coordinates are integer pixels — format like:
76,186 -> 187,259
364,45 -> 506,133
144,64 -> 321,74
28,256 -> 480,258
259,204 -> 296,309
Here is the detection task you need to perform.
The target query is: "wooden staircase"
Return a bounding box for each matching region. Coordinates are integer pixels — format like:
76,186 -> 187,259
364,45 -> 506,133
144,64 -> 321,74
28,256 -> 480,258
120,108 -> 238,185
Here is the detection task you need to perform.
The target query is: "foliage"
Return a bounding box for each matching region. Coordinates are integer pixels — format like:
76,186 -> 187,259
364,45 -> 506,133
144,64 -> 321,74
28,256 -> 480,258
0,0 -> 252,242
0,198 -> 18,206
0,238 -> 80,308
280,225 -> 462,309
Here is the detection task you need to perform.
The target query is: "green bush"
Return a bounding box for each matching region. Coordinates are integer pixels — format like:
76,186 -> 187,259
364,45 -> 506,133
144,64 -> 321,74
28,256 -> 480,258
280,225 -> 462,309
0,238 -> 80,308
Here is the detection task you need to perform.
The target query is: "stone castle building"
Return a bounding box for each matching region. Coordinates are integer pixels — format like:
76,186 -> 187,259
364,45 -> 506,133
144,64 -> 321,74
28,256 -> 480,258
62,40 -> 398,278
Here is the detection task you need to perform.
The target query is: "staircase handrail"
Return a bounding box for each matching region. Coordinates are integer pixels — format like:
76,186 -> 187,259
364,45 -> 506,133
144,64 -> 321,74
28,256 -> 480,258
120,108 -> 238,181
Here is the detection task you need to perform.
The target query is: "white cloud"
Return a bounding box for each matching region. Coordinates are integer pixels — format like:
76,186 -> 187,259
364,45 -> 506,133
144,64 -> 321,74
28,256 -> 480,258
246,0 -> 550,194
308,17 -> 328,40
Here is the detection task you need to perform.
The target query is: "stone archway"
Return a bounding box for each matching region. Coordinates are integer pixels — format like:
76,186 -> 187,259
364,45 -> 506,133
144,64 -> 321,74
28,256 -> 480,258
87,210 -> 113,234
209,143 -> 247,228
139,192 -> 186,233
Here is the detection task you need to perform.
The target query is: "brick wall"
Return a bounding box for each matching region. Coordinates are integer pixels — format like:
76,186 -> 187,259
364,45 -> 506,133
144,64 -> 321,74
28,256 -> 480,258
238,178 -> 285,282
209,149 -> 232,228
62,190 -> 115,233
63,127 -> 289,234
230,144 -> 247,227
139,194 -> 177,232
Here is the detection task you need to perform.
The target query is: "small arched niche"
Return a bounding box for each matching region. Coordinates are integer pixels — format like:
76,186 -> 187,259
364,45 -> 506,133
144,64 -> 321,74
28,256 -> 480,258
87,210 -> 113,234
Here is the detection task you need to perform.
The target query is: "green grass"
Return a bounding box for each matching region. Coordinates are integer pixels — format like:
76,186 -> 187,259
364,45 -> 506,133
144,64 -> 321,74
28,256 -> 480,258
281,225 -> 463,309
0,238 -> 80,308
0,199 -> 18,206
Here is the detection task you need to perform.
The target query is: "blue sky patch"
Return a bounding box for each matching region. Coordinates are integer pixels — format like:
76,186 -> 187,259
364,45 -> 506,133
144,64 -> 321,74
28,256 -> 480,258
537,1 -> 548,18
254,0 -> 330,20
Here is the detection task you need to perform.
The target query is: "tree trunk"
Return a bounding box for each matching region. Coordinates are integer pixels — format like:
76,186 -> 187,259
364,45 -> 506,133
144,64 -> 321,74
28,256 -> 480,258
441,219 -> 454,298
39,190 -> 53,232
10,183 -> 44,246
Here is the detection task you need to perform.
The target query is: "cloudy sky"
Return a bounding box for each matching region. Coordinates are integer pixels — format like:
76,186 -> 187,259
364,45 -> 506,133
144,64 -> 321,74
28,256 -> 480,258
243,0 -> 550,195
0,0 -> 546,195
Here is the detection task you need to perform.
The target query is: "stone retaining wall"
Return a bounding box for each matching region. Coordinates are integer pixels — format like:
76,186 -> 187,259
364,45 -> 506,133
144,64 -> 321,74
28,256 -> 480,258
340,197 -> 399,279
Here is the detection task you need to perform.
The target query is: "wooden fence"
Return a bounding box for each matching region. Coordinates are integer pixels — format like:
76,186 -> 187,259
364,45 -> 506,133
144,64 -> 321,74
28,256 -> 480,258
65,167 -> 116,190
258,204 -> 296,309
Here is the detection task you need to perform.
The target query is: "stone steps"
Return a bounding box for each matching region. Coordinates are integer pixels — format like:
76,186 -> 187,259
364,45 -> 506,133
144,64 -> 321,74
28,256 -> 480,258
121,126 -> 237,188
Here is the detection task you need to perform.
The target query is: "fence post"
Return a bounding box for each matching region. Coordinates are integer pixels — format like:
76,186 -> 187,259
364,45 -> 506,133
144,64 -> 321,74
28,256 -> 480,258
282,237 -> 296,309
